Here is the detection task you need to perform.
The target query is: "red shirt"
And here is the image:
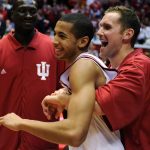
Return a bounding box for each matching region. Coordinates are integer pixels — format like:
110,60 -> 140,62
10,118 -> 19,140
0,31 -> 65,150
96,49 -> 150,150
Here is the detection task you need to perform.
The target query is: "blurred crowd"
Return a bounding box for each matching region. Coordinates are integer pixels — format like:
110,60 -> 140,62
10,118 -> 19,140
0,0 -> 150,45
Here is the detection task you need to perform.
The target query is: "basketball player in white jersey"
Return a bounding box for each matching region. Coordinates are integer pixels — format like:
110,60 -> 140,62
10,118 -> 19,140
0,13 -> 124,150
58,52 -> 123,150
43,13 -> 124,150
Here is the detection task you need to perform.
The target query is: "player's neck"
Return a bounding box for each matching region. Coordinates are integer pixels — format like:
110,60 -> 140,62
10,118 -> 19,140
109,46 -> 134,69
66,51 -> 83,65
14,29 -> 35,46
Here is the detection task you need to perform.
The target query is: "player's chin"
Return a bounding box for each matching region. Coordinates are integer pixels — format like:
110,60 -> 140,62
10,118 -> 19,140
55,54 -> 64,60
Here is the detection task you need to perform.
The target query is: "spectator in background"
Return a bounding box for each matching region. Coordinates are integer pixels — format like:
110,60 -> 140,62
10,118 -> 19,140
0,0 -> 65,149
5,18 -> 14,34
0,13 -> 6,38
88,34 -> 101,58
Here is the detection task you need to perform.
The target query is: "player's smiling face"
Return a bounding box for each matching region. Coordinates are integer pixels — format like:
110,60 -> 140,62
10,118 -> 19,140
97,12 -> 124,58
53,21 -> 80,63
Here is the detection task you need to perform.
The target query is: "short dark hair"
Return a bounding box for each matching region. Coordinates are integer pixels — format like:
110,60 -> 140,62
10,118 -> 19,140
105,6 -> 141,47
12,0 -> 38,10
59,13 -> 95,50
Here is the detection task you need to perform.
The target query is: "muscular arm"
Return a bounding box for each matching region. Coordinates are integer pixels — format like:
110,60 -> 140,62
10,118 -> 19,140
0,59 -> 99,146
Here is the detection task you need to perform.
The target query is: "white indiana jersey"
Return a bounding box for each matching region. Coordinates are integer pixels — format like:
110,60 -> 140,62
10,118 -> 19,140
60,53 -> 124,150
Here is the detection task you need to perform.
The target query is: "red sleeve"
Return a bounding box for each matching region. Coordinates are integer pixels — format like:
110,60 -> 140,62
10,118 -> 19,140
96,63 -> 145,130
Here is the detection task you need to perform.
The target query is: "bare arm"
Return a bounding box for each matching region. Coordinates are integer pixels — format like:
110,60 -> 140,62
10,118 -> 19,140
0,59 -> 98,146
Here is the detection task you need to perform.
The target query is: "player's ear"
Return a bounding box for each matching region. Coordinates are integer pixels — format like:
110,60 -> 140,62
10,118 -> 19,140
122,28 -> 134,41
78,36 -> 89,49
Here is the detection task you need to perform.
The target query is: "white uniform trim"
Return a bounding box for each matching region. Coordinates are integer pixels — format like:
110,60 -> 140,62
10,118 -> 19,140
60,53 -> 124,150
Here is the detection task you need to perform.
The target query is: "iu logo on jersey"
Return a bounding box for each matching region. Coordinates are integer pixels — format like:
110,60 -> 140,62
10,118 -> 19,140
36,62 -> 50,80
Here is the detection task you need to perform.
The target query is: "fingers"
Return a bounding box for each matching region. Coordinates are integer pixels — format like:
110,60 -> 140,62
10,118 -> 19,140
42,95 -> 62,109
41,94 -> 66,120
0,113 -> 14,125
0,113 -> 22,131
46,105 -> 57,120
55,106 -> 63,119
0,116 -> 3,119
42,107 -> 51,120
41,99 -> 59,120
0,116 -> 4,125
51,88 -> 70,96
47,104 -> 63,120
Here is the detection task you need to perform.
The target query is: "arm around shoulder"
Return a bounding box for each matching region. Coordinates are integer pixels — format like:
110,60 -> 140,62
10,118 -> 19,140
96,64 -> 146,130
